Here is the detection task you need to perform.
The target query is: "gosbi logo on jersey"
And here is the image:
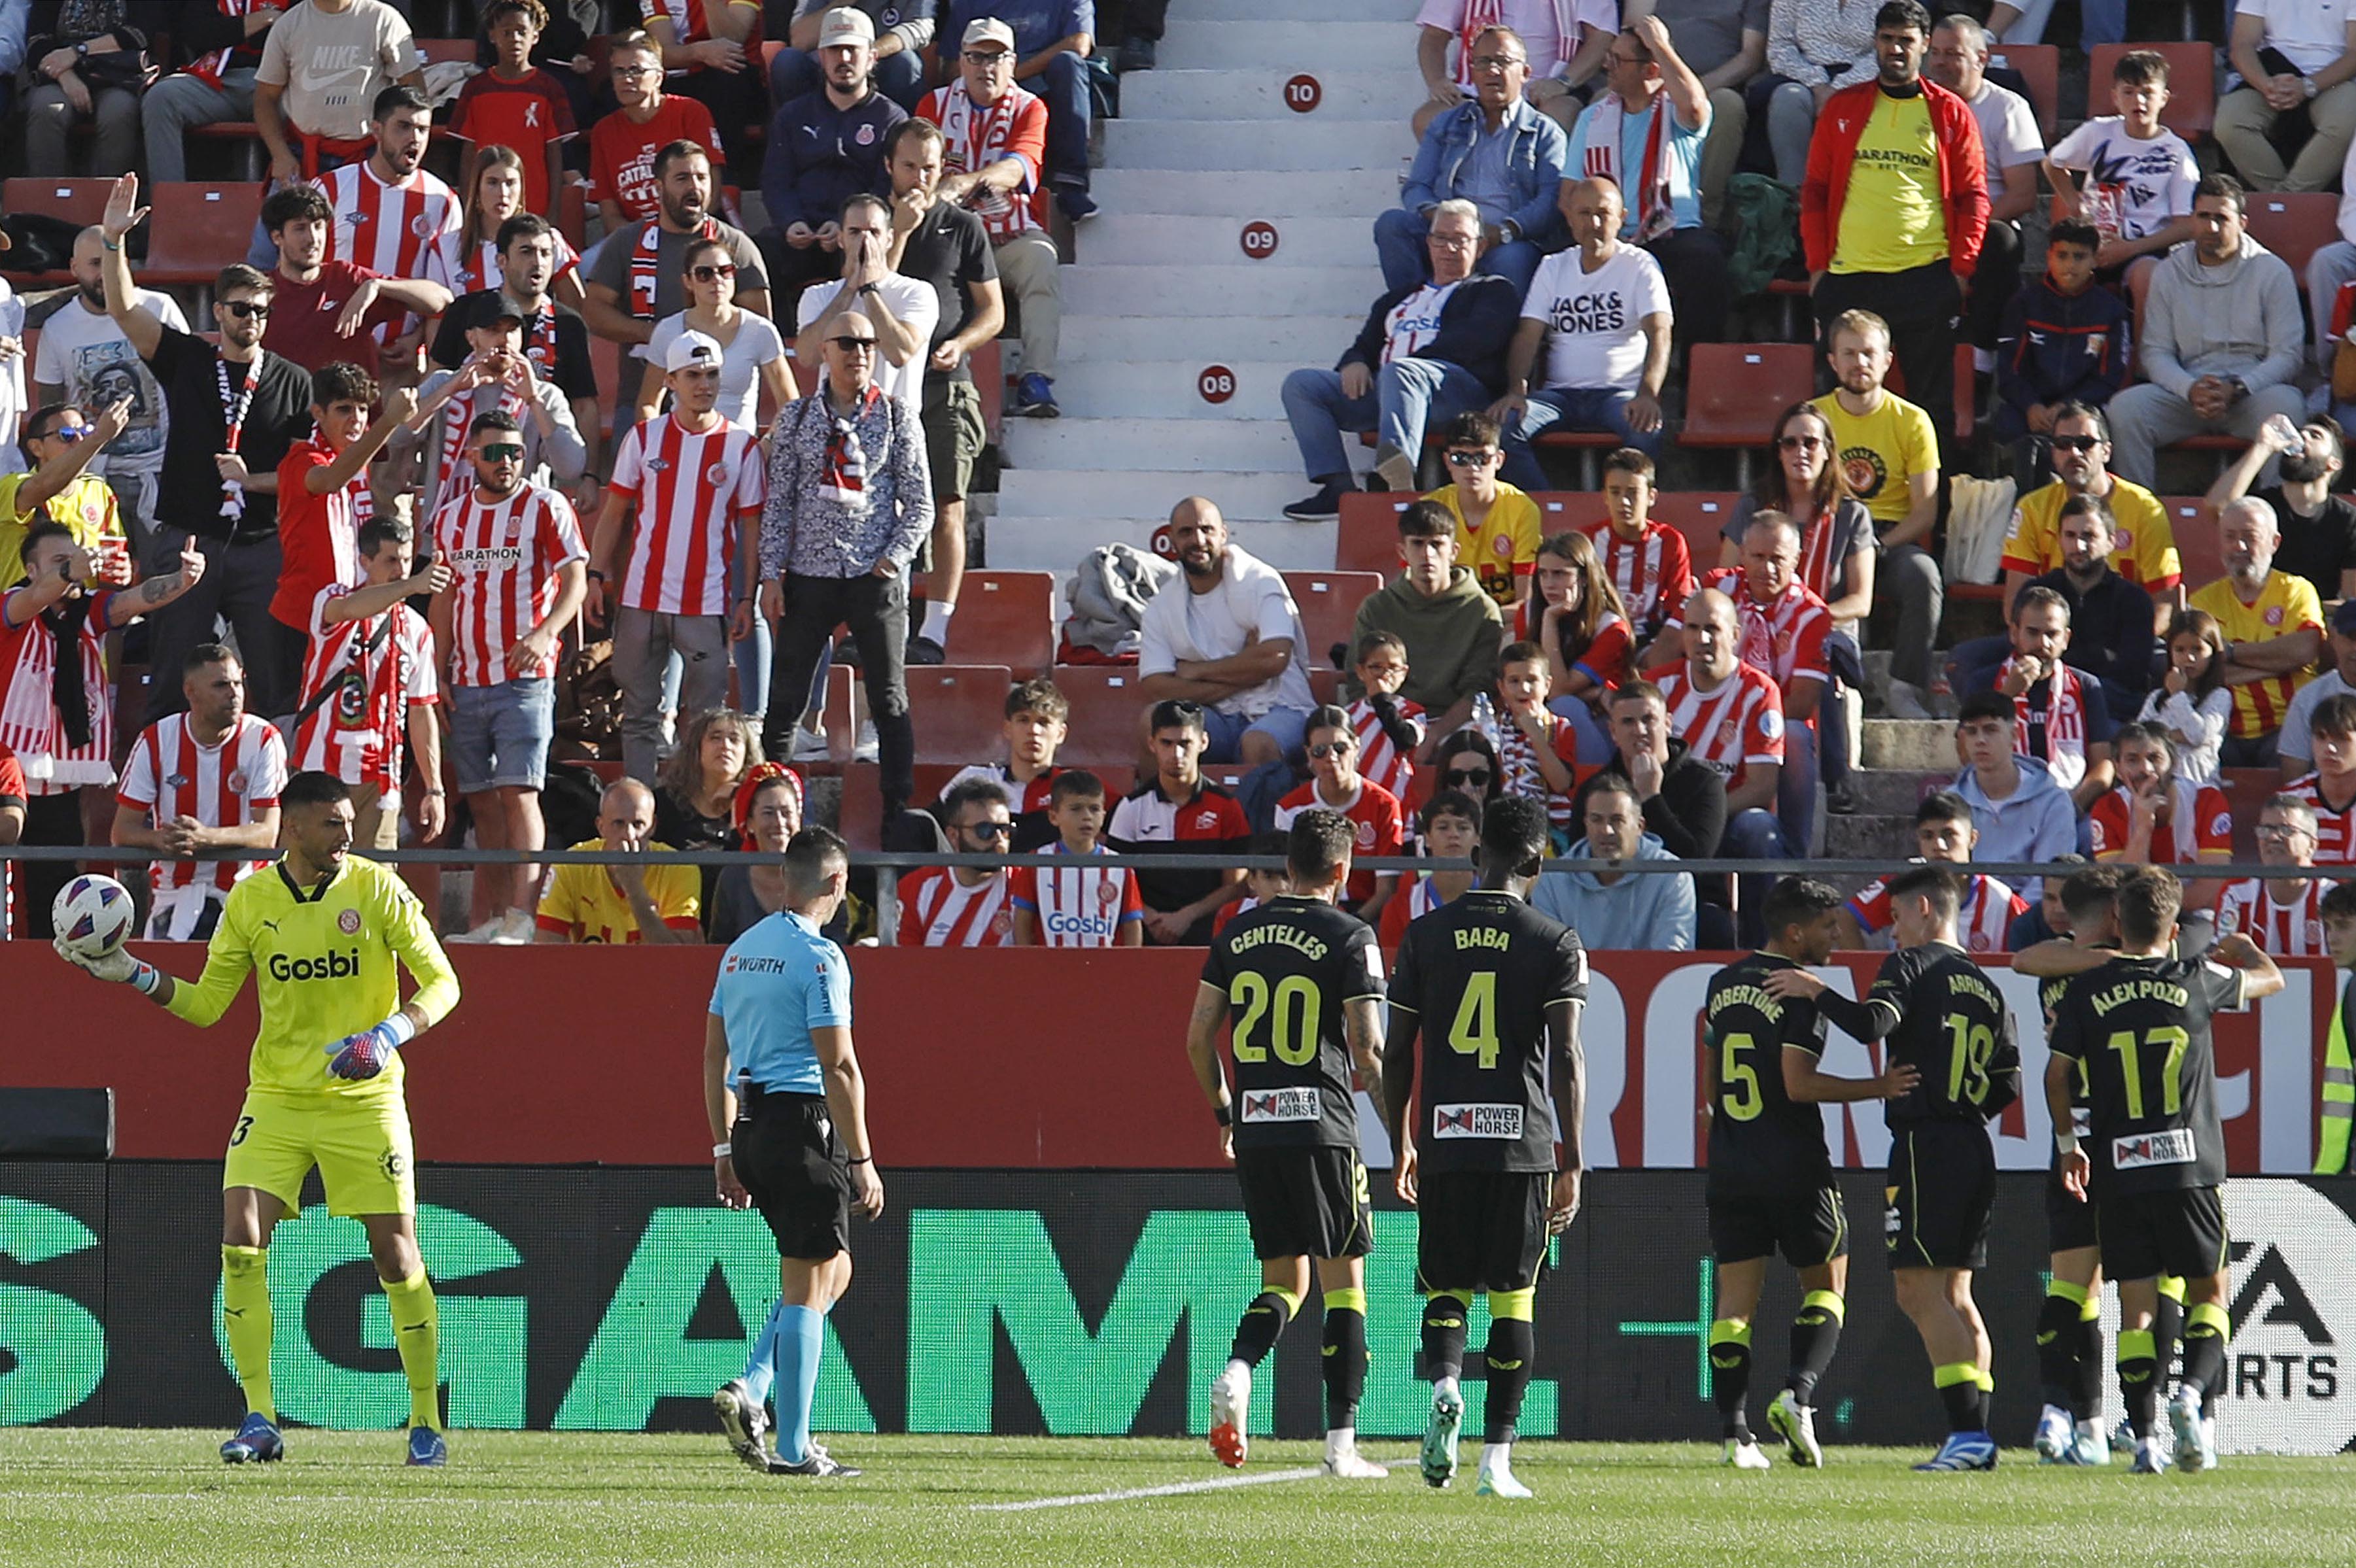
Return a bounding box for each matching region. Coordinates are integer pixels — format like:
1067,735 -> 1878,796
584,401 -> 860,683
268,948 -> 360,981
1044,909 -> 1120,940
1432,1102 -> 1523,1139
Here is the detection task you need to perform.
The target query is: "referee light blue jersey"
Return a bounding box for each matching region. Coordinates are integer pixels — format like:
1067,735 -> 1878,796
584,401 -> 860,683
710,911 -> 852,1095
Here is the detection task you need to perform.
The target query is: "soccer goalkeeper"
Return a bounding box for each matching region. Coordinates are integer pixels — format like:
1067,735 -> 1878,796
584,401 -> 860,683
54,770 -> 461,1465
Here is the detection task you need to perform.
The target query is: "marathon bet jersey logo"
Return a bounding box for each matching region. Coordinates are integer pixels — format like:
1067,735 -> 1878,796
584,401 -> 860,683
2102,1181 -> 2356,1454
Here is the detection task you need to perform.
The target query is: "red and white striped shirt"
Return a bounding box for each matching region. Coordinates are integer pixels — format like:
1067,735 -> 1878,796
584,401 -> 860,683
1345,694 -> 1425,803
896,866 -> 1015,947
1379,872 -> 1455,947
432,482 -> 588,688
2214,877 -> 2329,956
1657,661 -> 1785,797
1009,844 -> 1144,947
1697,568 -> 1831,692
314,161 -> 461,291
941,762 -> 1061,816
1846,866 -> 2027,953
2289,772 -> 2356,864
607,415 -> 764,617
2087,777 -> 2231,866
292,585 -> 438,794
1579,517 -> 1693,642
116,713 -> 287,895
0,590 -> 122,793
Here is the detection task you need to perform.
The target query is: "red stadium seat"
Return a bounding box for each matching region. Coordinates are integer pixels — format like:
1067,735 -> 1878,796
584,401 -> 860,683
954,570 -> 1055,676
2,177 -> 111,232
1048,666 -> 1150,768
1646,492 -> 1745,568
906,665 -> 1015,766
142,183 -> 265,285
417,38 -> 476,67
1284,571 -> 1381,671
1678,343 -> 1814,485
2243,192 -> 2340,284
2161,495 -> 2223,591
1986,43 -> 2058,141
1336,492 -> 1408,575
2090,43 -> 2213,143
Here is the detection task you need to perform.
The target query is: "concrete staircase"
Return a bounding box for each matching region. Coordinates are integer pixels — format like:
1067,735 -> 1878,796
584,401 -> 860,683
986,0 -> 1422,577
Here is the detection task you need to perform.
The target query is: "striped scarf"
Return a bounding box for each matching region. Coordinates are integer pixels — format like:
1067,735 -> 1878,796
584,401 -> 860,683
816,386 -> 881,512
631,218 -> 716,318
2005,656 -> 2088,793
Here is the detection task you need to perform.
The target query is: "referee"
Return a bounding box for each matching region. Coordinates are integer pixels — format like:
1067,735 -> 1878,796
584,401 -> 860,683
706,827 -> 883,1479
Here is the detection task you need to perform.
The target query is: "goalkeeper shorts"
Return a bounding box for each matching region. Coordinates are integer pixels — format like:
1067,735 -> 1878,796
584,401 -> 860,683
222,1086 -> 415,1218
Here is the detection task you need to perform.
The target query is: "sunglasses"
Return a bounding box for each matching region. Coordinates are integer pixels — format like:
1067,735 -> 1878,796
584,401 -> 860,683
689,263 -> 736,281
960,820 -> 1014,841
1307,740 -> 1355,759
38,424 -> 88,443
1444,450 -> 1498,466
478,443 -> 526,462
222,300 -> 272,320
830,336 -> 878,352
1443,767 -> 1493,788
2049,434 -> 2104,452
1776,434 -> 1825,451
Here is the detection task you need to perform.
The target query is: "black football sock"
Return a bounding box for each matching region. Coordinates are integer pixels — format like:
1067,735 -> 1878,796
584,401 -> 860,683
1785,1289 -> 1845,1405
2154,1276 -> 2186,1380
2118,1328 -> 2159,1440
1934,1362 -> 1984,1433
1423,1291 -> 1470,1385
2072,1306 -> 2105,1423
1709,1319 -> 1754,1440
1481,1308 -> 1536,1446
2037,1280 -> 2090,1414
1322,1287 -> 1368,1433
2179,1301 -> 2229,1401
1228,1284 -> 1298,1371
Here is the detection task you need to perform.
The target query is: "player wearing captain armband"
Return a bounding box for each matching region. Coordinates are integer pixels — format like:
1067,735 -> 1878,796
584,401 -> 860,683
50,769 -> 460,1469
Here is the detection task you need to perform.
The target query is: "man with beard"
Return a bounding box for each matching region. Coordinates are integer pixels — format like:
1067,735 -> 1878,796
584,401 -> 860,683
585,140 -> 772,439
31,226 -> 185,548
258,184 -> 451,377
761,8 -> 908,301
2191,497 -> 2325,768
2207,414 -> 2356,608
101,176 -> 317,727
1998,402 -> 2182,635
1135,498 -> 1317,769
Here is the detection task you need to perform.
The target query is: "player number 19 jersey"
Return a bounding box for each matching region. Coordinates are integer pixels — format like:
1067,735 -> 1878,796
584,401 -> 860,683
1390,890 -> 1588,1173
1199,896 -> 1383,1149
2047,954 -> 2243,1193
1870,942 -> 2020,1125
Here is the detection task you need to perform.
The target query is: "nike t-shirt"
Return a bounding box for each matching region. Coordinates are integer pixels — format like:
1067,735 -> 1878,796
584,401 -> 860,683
256,0 -> 416,143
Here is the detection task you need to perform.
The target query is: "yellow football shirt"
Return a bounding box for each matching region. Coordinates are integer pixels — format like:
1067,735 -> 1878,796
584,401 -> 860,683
1424,482 -> 1543,605
1833,90 -> 1947,275
1998,479 -> 2181,593
0,472 -> 125,590
536,839 -> 702,943
163,855 -> 460,1097
2189,572 -> 2323,740
1810,392 -> 1939,527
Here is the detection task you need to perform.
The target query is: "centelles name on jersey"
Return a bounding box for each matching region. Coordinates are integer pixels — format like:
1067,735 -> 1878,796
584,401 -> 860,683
268,948 -> 362,982
1226,922 -> 1330,961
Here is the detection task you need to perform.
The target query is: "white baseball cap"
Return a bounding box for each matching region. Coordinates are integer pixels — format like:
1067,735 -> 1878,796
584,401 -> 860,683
664,330 -> 725,373
961,16 -> 1015,50
818,7 -> 876,47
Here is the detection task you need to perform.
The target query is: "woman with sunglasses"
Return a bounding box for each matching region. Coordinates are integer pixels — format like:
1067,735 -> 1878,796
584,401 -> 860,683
1720,400 -> 1876,813
449,146 -> 586,307
1427,728 -> 1501,811
635,237 -> 798,430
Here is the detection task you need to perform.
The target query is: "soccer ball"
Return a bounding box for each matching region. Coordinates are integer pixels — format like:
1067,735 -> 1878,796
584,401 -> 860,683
54,874 -> 135,959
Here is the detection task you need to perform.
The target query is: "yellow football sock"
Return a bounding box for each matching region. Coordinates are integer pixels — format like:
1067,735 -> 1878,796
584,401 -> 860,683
383,1268 -> 442,1432
220,1245 -> 275,1421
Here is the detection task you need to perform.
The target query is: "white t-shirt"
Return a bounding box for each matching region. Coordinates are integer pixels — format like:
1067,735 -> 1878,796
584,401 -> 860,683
2242,0 -> 2354,78
1969,80 -> 2045,207
1137,544 -> 1316,721
640,311 -> 788,429
32,292 -> 188,479
2047,116 -> 2200,242
1525,244 -> 1671,394
794,273 -> 939,422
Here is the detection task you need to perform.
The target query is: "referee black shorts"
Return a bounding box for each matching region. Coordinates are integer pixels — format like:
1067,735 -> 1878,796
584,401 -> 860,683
1234,1145 -> 1372,1262
2098,1185 -> 2230,1284
1708,1176 -> 1848,1267
2046,1163 -> 2101,1255
1414,1169 -> 1551,1295
1886,1121 -> 1996,1271
733,1091 -> 852,1261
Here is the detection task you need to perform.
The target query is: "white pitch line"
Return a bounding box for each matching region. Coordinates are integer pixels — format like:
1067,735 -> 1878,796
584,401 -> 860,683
974,1465 -> 1327,1512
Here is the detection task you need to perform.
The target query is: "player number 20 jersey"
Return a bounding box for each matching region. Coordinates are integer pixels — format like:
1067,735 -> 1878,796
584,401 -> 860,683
1198,896 -> 1384,1150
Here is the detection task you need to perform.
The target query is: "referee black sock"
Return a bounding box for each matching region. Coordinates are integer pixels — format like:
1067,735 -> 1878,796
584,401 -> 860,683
1481,1313 -> 1535,1446
1423,1291 -> 1470,1384
1785,1289 -> 1845,1406
2036,1280 -> 2090,1414
2118,1328 -> 2159,1440
2179,1301 -> 2230,1401
1321,1288 -> 1368,1433
1228,1284 -> 1299,1372
1708,1319 -> 1754,1441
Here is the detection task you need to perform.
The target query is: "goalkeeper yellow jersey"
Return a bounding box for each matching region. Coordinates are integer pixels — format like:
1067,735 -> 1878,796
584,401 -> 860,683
163,855 -> 460,1097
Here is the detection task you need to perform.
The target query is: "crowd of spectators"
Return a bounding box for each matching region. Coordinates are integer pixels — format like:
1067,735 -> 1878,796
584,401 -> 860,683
5,0 -> 2356,963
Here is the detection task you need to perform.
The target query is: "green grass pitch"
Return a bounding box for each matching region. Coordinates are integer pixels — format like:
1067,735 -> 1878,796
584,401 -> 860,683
3,1431 -> 2353,1567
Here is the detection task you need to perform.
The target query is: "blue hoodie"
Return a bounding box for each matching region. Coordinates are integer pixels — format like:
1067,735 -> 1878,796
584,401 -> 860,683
1951,753 -> 2077,896
1531,832 -> 1695,951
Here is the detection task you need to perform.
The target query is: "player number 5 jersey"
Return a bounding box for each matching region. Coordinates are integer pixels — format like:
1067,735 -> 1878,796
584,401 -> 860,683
1390,890 -> 1588,1173
1199,896 -> 1384,1150
1703,951 -> 1835,1186
2047,954 -> 2244,1193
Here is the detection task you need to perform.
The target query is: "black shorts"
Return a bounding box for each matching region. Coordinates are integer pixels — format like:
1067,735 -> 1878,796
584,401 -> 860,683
2046,1163 -> 2100,1255
1886,1121 -> 1996,1270
2098,1185 -> 2230,1284
1234,1145 -> 1372,1261
920,377 -> 986,507
1414,1169 -> 1551,1295
1708,1177 -> 1848,1267
733,1092 -> 851,1260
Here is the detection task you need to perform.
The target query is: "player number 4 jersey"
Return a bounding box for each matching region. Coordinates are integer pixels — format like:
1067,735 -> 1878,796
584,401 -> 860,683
2048,953 -> 2244,1193
1390,890 -> 1587,1173
1199,896 -> 1384,1150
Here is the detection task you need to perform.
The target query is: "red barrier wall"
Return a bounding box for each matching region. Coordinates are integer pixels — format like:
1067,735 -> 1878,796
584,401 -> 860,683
3,946 -> 2336,1170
